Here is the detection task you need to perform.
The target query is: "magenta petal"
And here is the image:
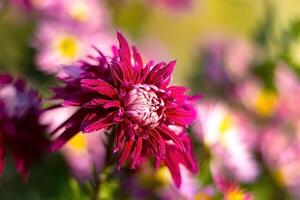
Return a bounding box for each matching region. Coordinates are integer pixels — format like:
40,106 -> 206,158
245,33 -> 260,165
167,86 -> 189,102
132,47 -> 143,70
165,107 -> 196,125
150,129 -> 166,158
80,112 -> 114,133
132,46 -> 143,83
84,98 -> 120,109
157,125 -> 186,152
81,79 -> 118,98
146,62 -> 165,84
176,135 -> 198,173
163,134 -> 198,188
114,127 -> 125,153
117,31 -> 133,81
83,118 -> 113,133
117,137 -> 134,169
140,60 -> 153,82
131,136 -> 143,169
110,64 -> 124,86
150,60 -> 176,87
165,154 -> 181,188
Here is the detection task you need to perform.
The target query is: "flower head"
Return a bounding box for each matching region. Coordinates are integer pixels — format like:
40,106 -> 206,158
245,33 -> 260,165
215,176 -> 253,200
51,32 -> 199,187
236,79 -> 277,118
193,102 -> 259,182
261,126 -> 300,198
275,64 -> 300,121
10,0 -> 58,12
0,74 -> 49,179
34,20 -> 113,74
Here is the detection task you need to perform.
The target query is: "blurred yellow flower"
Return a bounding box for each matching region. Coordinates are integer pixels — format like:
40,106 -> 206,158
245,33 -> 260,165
253,90 -> 277,117
194,192 -> 213,200
226,189 -> 247,200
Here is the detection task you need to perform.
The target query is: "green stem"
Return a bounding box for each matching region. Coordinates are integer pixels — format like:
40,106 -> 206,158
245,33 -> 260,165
90,132 -> 116,200
91,176 -> 101,200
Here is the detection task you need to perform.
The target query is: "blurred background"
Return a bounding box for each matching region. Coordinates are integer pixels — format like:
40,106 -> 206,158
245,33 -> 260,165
1,0 -> 300,199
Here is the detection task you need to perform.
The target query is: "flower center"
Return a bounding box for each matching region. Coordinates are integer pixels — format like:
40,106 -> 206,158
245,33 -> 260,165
54,34 -> 80,61
125,84 -> 165,128
67,132 -> 87,153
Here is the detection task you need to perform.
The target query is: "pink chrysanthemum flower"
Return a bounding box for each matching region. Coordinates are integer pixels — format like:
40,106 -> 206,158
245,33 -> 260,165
0,75 -> 49,179
50,32 -> 199,187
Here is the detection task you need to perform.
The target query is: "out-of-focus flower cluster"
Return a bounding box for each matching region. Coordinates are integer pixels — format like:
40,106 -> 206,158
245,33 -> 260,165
190,28 -> 300,199
1,0 -> 300,199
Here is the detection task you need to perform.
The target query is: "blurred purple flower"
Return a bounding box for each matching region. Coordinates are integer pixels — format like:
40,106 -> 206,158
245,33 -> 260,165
50,32 -> 199,188
193,101 -> 259,183
201,35 -> 254,86
0,74 -> 49,179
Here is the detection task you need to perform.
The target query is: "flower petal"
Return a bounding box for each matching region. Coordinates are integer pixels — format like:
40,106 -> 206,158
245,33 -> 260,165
165,107 -> 196,125
81,79 -> 118,98
50,124 -> 79,152
157,125 -> 186,152
117,31 -> 133,81
117,136 -> 134,169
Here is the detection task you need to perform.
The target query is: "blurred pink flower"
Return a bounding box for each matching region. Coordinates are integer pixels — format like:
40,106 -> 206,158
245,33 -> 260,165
62,132 -> 106,182
41,107 -> 106,182
235,78 -> 278,118
33,20 -> 113,74
39,0 -> 109,31
10,0 -> 58,12
150,164 -> 214,200
261,127 -> 300,198
194,101 -> 259,183
11,0 -> 109,30
275,64 -> 300,121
